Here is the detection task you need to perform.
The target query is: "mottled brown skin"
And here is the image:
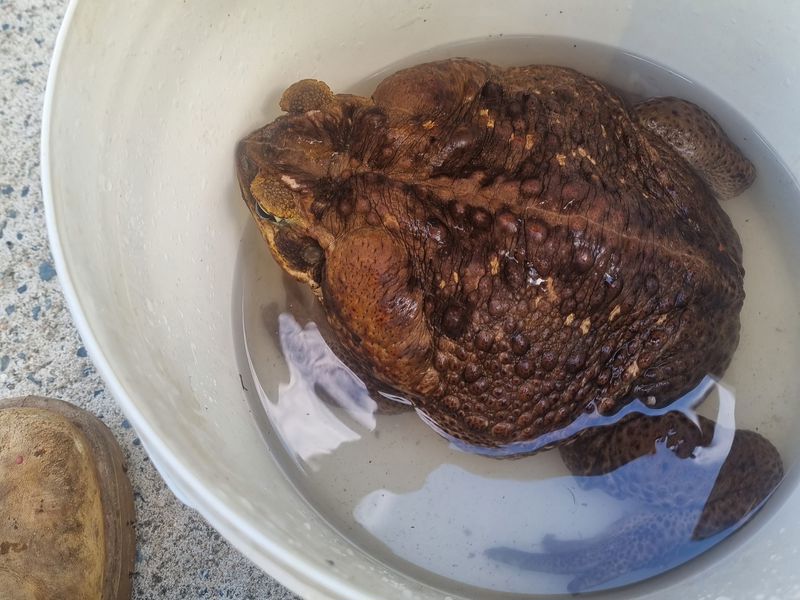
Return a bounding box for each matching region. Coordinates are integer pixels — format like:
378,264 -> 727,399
237,58 -> 752,450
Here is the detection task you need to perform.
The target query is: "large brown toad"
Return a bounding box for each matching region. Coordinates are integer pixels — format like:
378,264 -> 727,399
236,58 -> 756,451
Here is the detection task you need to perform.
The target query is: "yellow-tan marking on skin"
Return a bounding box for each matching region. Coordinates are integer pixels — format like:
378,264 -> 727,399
609,305 -> 622,322
280,175 -> 302,190
580,318 -> 591,335
556,153 -> 567,166
545,276 -> 558,302
577,146 -> 597,165
525,134 -> 535,150
478,108 -> 495,128
565,313 -> 575,326
489,255 -> 500,275
626,361 -> 640,378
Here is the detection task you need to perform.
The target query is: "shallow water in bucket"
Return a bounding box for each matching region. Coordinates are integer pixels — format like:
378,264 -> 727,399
233,36 -> 800,597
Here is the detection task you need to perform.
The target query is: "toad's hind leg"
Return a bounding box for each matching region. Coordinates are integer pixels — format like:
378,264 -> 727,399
633,97 -> 755,199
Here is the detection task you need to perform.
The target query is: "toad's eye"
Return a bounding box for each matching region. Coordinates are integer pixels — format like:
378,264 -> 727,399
255,203 -> 281,224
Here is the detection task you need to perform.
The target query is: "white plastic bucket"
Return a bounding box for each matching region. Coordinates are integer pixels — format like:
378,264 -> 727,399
43,2 -> 800,598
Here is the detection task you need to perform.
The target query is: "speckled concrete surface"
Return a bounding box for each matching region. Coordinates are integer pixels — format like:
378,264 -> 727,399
0,1 -> 300,598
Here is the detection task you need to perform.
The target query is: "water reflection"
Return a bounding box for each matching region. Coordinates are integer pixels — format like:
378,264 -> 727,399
353,383 -> 737,594
486,384 -> 736,593
247,311 -> 783,594
353,462 -> 624,595
244,313 -> 377,467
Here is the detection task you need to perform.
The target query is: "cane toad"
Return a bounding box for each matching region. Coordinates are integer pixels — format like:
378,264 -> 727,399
237,58 -> 756,451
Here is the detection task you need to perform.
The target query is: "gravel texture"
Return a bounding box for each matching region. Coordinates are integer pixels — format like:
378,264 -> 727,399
0,1 -> 300,598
